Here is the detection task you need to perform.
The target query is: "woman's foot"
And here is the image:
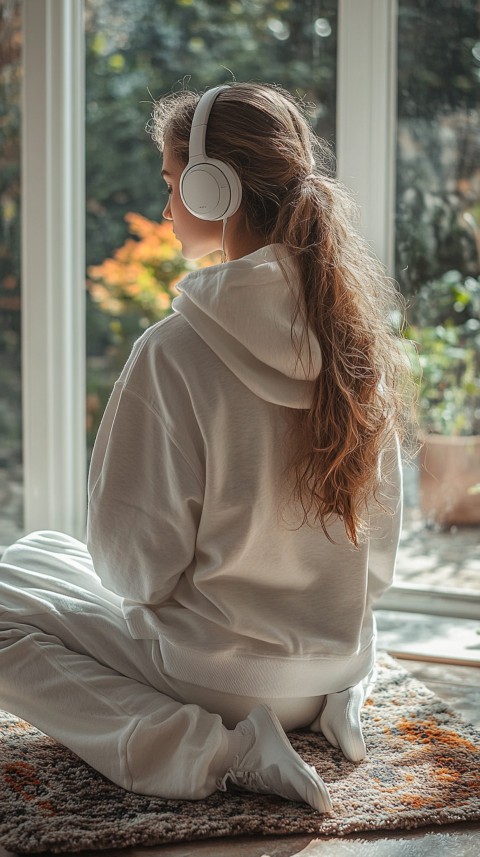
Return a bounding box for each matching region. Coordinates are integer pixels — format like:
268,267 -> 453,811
309,681 -> 368,762
216,703 -> 332,813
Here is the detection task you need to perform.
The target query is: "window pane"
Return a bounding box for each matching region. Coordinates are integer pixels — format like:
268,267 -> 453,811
0,0 -> 23,545
85,0 -> 337,460
395,0 -> 480,592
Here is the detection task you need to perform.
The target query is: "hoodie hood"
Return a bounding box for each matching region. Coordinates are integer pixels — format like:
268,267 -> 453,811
171,244 -> 322,408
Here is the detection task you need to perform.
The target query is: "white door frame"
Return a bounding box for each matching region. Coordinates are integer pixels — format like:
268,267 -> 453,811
21,0 -> 86,539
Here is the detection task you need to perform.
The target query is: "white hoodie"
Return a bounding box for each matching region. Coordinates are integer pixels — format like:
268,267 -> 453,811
87,244 -> 402,698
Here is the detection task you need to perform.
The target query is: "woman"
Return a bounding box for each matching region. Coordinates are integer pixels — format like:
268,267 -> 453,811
0,82 -> 407,813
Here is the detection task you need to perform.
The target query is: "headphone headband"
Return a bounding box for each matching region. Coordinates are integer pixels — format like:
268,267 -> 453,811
179,85 -> 242,222
188,85 -> 229,159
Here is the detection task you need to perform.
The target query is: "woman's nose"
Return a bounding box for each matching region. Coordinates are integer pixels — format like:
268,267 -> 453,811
163,200 -> 172,220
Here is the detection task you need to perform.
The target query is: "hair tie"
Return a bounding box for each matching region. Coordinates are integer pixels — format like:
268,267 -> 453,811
300,172 -> 318,193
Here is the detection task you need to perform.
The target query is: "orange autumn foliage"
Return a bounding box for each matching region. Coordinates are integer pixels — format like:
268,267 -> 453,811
88,213 -> 218,323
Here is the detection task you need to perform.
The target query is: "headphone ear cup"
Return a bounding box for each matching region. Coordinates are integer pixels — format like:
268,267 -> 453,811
180,158 -> 242,221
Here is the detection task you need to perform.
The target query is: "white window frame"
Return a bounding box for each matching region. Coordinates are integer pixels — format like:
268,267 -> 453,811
337,0 -> 397,273
19,0 -> 479,620
22,0 -> 86,539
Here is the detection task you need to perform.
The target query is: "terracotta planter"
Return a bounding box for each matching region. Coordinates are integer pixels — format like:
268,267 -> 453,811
419,434 -> 480,526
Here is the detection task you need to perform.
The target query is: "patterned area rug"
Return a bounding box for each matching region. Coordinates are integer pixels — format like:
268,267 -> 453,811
0,653 -> 479,854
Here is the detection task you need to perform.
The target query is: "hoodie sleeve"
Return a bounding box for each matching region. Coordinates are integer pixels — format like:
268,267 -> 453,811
366,434 -> 403,607
87,380 -> 203,607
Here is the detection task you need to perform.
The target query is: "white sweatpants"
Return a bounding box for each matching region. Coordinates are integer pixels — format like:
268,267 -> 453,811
0,531 -> 324,800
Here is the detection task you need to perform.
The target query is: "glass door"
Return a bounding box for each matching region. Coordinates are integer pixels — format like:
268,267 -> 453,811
395,0 -> 480,596
84,0 -> 338,461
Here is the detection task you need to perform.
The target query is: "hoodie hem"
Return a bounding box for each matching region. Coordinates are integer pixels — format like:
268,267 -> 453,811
156,635 -> 376,698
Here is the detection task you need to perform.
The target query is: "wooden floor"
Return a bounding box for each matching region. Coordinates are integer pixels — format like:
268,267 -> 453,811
1,656 -> 479,857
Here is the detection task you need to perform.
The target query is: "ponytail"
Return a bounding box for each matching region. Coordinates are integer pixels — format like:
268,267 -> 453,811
272,173 -> 408,546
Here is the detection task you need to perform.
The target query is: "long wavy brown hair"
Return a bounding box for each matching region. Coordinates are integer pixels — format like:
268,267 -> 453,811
149,82 -> 412,546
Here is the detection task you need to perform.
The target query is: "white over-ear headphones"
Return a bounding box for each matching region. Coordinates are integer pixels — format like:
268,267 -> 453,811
180,86 -> 242,221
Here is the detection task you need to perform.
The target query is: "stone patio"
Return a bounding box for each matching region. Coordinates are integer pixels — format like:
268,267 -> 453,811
397,460 -> 480,593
